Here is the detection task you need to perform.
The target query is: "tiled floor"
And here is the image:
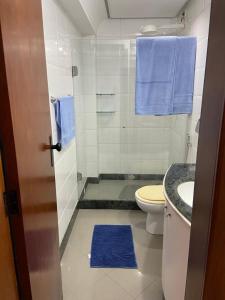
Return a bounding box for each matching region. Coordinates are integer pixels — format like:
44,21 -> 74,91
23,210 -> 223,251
61,209 -> 164,300
83,180 -> 162,201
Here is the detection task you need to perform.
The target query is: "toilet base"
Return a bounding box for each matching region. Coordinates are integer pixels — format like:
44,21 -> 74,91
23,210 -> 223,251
146,212 -> 164,235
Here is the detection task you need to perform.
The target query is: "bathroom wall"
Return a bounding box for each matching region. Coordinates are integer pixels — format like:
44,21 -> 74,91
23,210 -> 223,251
96,18 -> 188,175
42,0 -> 82,243
81,38 -> 99,178
96,39 -> 173,174
183,0 -> 211,162
168,115 -> 188,165
97,18 -> 177,38
72,40 -> 88,196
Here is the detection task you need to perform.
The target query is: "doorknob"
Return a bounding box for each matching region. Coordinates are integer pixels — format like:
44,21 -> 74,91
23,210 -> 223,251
50,143 -> 62,152
47,136 -> 62,167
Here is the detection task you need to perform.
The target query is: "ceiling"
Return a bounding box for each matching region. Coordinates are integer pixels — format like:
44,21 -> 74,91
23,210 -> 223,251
105,0 -> 188,18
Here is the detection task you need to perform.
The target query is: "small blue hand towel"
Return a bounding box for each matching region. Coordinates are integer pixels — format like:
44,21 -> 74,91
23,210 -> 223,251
54,96 -> 75,147
135,36 -> 197,115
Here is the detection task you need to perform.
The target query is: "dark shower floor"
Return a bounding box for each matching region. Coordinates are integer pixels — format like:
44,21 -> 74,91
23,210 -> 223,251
82,179 -> 162,202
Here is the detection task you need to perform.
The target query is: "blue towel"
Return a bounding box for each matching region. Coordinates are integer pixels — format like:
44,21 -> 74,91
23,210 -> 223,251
173,37 -> 197,114
54,96 -> 75,147
135,36 -> 197,115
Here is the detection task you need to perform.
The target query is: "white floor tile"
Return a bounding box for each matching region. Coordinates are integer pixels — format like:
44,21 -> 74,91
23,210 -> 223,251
135,280 -> 163,300
107,268 -> 155,298
61,209 -> 163,300
63,274 -> 134,300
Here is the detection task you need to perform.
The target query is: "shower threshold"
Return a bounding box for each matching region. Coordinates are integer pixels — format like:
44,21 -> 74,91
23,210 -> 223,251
78,178 -> 163,209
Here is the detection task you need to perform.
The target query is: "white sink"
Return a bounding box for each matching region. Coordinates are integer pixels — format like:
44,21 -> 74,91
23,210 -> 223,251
177,181 -> 195,208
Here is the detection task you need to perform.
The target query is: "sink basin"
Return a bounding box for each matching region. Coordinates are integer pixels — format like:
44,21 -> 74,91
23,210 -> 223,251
177,181 -> 195,208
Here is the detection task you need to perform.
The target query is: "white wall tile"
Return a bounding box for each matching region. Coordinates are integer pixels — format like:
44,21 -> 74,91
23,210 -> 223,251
99,144 -> 120,159
84,95 -> 96,113
97,75 -> 120,94
86,146 -> 98,162
99,158 -> 121,173
140,160 -> 168,174
96,40 -> 121,57
98,112 -> 120,128
85,113 -> 97,130
86,162 -> 98,177
82,75 -> 96,95
58,186 -> 78,243
86,130 -> 97,146
194,68 -> 205,96
42,0 -> 81,243
196,38 -> 208,69
97,57 -> 120,76
95,15 -> 208,174
57,168 -> 77,215
183,0 -> 211,163
98,128 -> 120,144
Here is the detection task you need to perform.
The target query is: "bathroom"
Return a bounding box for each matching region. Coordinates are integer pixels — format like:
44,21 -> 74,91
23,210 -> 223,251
41,0 -> 211,299
1,0 -> 220,299
38,0 -> 210,300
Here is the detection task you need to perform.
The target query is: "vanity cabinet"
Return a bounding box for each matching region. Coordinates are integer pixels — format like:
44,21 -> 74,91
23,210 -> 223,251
162,199 -> 191,300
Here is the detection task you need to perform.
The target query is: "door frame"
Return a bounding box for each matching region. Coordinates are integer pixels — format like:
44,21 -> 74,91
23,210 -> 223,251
1,0 -> 225,299
185,0 -> 225,299
0,142 -> 19,299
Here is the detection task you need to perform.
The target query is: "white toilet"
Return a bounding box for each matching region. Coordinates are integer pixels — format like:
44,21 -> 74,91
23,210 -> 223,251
135,185 -> 166,235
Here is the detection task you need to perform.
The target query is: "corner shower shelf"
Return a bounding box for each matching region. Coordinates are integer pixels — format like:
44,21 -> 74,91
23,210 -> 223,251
96,93 -> 116,96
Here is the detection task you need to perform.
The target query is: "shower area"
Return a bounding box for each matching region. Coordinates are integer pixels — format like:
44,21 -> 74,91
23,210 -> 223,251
74,37 -> 188,208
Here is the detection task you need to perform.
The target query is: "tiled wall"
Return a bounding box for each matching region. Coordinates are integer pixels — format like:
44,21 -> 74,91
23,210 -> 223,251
96,18 -> 189,174
183,0 -> 211,162
169,115 -> 188,164
96,39 -> 175,174
81,39 -> 99,178
72,40 -> 88,197
42,0 -> 83,243
97,18 -> 177,39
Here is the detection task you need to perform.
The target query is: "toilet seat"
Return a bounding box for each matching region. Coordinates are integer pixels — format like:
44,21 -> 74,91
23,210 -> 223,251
135,185 -> 165,234
136,185 -> 165,204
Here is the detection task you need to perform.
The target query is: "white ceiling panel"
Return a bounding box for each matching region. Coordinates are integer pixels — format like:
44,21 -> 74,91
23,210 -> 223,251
106,0 -> 188,18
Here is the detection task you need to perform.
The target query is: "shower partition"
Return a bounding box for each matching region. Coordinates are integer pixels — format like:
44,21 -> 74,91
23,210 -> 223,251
96,38 -> 188,177
72,36 -> 188,185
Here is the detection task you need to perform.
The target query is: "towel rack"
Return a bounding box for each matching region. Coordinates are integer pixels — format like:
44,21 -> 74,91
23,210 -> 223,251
50,95 -> 72,103
51,97 -> 57,103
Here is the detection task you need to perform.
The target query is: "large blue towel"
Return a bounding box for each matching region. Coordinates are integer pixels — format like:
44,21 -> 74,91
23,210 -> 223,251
173,37 -> 197,114
54,96 -> 75,147
135,36 -> 197,115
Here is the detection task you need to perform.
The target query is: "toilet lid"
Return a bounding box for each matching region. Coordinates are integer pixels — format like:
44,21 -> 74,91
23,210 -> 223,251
136,185 -> 165,204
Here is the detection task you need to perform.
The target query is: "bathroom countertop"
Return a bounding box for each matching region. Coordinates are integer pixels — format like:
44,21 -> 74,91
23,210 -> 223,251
163,163 -> 196,223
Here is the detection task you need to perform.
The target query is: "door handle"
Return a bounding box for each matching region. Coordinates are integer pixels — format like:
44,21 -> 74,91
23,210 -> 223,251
50,143 -> 62,152
47,136 -> 62,167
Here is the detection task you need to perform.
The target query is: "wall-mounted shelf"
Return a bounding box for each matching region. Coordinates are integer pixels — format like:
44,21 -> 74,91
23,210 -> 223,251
96,111 -> 116,114
96,93 -> 115,96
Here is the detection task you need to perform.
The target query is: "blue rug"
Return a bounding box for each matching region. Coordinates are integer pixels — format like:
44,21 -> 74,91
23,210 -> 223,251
90,225 -> 137,268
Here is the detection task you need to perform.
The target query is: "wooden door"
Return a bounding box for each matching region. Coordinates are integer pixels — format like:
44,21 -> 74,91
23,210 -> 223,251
0,152 -> 19,299
0,1 -> 62,299
185,0 -> 225,299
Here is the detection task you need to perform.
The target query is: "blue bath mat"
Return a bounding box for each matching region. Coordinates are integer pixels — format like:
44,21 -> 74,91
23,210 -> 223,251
90,225 -> 137,268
